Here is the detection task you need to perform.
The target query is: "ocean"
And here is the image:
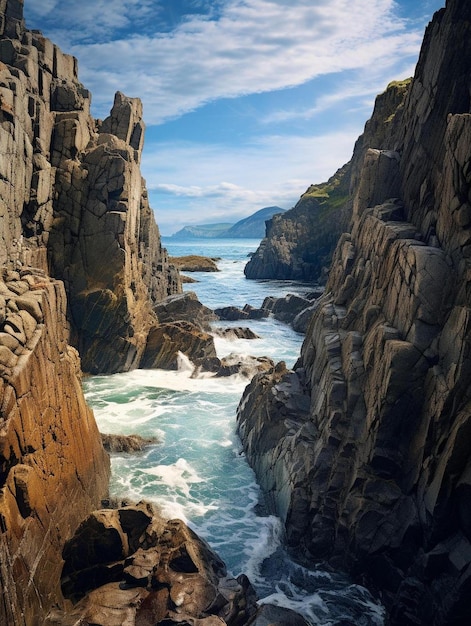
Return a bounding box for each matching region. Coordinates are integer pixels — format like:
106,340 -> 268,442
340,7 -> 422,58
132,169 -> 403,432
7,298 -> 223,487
83,238 -> 385,626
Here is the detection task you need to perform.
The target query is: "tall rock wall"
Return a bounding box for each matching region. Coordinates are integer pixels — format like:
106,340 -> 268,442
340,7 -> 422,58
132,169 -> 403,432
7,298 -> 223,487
0,268 -> 110,625
244,79 -> 410,282
0,0 -> 181,374
237,2 -> 471,624
0,0 -> 180,622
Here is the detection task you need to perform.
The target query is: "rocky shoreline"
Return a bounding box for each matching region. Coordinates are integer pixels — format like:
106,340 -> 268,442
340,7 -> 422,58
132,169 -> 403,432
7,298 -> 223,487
1,0 -> 471,625
237,2 -> 471,624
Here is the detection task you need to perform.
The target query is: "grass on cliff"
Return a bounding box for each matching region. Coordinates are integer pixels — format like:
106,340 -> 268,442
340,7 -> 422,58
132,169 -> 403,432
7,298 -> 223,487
300,162 -> 351,217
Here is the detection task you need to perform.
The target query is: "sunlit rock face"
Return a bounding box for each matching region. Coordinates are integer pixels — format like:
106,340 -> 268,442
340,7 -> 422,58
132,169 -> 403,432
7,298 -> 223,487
237,2 -> 471,623
0,0 -> 181,374
0,268 -> 110,625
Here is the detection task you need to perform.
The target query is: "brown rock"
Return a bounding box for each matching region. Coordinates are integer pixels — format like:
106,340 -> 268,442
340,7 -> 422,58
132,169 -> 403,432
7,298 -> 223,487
141,320 -> 217,371
0,273 -> 110,625
170,255 -> 220,272
101,433 -> 158,453
55,506 -> 257,626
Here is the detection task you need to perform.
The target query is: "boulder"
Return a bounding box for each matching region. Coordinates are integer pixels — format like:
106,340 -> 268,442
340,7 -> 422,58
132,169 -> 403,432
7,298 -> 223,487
141,320 -> 217,371
213,327 -> 261,340
154,291 -> 218,331
53,504 -> 258,626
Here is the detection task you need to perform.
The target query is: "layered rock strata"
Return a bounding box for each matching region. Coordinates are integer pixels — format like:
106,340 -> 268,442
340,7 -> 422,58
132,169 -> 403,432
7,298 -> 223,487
0,268 -> 110,625
0,0 -> 181,374
237,2 -> 471,624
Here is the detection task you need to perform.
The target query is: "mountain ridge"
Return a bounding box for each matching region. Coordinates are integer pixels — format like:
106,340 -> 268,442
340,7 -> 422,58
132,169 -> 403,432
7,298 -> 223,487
170,205 -> 286,238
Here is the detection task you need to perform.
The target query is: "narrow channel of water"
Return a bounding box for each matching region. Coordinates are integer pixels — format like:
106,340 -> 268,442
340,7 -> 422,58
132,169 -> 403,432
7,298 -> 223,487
83,238 -> 384,625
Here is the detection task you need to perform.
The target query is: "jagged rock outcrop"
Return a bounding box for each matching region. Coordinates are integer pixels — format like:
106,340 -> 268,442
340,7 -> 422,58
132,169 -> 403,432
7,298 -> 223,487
154,292 -> 218,331
0,1 -> 181,374
0,268 -> 110,625
0,2 -> 250,625
244,79 -> 411,282
141,320 -> 218,371
46,502 -> 258,626
237,2 -> 471,624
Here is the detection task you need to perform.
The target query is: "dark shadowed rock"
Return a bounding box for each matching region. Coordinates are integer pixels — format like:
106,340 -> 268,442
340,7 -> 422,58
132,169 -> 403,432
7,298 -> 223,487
247,604 -> 310,626
54,503 -> 258,626
238,3 -> 471,624
213,327 -> 261,340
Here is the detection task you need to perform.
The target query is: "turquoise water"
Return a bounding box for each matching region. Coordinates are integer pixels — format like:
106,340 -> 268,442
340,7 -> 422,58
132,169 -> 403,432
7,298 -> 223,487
83,238 -> 384,625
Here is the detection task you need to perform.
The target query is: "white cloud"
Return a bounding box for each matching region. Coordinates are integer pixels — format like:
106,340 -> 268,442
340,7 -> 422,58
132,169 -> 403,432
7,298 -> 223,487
47,0 -> 425,123
144,129 -> 359,233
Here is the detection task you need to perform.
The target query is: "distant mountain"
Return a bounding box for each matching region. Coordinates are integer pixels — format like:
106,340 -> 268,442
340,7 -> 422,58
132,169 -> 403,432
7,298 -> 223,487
170,206 -> 286,239
170,223 -> 233,238
225,206 -> 286,238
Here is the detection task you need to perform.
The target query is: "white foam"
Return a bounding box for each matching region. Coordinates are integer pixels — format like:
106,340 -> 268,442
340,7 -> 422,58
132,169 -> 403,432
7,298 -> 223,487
142,458 -> 203,498
177,351 -> 195,372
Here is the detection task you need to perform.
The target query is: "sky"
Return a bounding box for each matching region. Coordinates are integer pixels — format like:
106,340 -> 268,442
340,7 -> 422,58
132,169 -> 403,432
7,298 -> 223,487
23,0 -> 445,236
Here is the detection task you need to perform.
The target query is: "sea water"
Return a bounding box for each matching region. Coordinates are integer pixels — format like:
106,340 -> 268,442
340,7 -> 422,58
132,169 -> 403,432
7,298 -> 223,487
83,238 -> 385,626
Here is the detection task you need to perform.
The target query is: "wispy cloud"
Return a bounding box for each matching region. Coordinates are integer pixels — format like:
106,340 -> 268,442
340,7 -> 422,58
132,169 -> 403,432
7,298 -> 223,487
25,0 -> 425,123
144,129 -> 359,233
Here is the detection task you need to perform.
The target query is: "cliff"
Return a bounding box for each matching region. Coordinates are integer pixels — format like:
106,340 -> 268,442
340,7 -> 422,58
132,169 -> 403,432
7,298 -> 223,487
237,1 -> 471,624
244,79 -> 410,282
0,0 -> 230,626
0,0 -> 181,374
0,268 -> 110,624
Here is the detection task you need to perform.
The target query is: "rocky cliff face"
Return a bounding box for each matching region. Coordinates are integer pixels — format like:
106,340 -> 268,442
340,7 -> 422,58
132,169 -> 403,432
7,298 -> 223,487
237,2 -> 471,624
0,0 -> 181,374
244,79 -> 410,282
0,268 -> 110,625
0,1 -> 191,623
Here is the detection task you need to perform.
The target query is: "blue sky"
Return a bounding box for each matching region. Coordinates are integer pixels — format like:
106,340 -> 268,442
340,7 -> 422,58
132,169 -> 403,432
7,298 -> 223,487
23,0 -> 445,235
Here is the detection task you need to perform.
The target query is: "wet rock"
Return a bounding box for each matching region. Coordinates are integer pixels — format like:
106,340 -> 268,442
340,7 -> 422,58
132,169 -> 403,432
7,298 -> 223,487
217,353 -> 274,378
56,505 -> 258,626
154,291 -> 218,331
101,433 -> 158,453
214,306 -> 250,321
247,603 -> 310,626
213,327 -> 261,340
141,320 -> 217,371
262,293 -> 316,324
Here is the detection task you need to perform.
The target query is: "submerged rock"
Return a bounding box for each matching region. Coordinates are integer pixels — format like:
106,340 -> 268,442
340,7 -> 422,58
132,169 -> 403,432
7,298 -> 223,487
101,433 -> 158,453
